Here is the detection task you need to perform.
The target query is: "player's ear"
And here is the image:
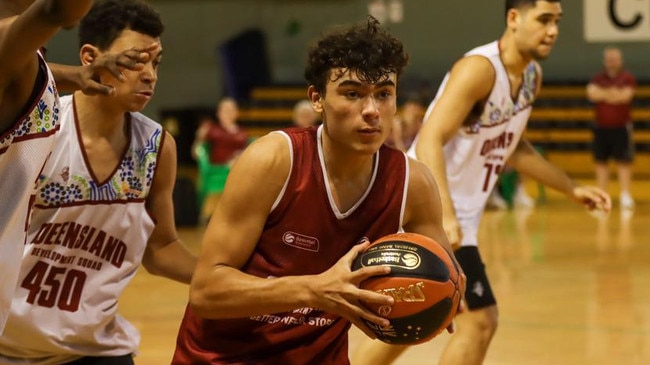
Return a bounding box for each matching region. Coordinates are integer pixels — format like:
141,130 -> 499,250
506,8 -> 520,31
79,44 -> 100,66
308,86 -> 323,113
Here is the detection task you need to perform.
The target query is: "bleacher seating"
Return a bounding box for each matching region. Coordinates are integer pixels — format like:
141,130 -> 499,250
237,83 -> 650,177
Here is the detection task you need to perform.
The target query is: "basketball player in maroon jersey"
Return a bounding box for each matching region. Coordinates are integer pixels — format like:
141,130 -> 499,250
172,17 -> 464,364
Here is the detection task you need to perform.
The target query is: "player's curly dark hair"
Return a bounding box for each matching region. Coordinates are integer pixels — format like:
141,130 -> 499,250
304,17 -> 409,95
79,0 -> 163,50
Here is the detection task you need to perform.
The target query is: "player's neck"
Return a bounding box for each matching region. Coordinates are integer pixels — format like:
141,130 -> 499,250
73,92 -> 128,139
321,140 -> 375,182
498,36 -> 531,77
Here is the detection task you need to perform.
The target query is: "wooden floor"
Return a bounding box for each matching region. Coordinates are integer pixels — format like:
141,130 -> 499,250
122,179 -> 650,365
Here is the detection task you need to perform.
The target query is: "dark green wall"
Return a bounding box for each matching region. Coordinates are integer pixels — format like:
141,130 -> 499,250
46,0 -> 650,117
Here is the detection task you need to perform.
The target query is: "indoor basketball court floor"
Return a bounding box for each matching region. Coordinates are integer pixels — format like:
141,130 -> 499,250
120,180 -> 650,365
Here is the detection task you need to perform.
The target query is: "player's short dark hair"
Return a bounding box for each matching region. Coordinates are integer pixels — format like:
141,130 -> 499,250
304,16 -> 409,95
506,0 -> 561,18
79,0 -> 163,50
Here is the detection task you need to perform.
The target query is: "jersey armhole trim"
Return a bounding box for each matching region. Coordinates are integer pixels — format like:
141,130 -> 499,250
269,131 -> 293,213
398,152 -> 410,232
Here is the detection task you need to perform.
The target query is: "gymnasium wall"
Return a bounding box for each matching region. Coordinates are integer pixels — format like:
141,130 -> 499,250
45,0 -> 650,117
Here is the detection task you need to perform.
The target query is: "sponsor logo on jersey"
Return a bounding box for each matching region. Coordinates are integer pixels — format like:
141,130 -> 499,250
282,231 -> 320,252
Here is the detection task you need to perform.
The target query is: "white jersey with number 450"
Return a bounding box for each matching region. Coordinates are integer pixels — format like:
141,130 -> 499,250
0,94 -> 164,364
408,40 -> 538,246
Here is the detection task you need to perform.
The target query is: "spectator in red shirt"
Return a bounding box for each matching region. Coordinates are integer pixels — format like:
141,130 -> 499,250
195,97 -> 248,165
193,97 -> 248,220
586,47 -> 636,210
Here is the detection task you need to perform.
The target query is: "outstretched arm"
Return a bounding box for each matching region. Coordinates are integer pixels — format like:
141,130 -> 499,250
507,138 -> 611,212
0,0 -> 91,79
0,0 -> 92,131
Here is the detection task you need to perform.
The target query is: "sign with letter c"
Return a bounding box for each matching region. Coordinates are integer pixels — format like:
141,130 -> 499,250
584,0 -> 650,41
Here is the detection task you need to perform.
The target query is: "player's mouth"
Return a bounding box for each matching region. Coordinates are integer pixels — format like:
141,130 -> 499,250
134,91 -> 154,101
358,127 -> 381,134
540,40 -> 555,48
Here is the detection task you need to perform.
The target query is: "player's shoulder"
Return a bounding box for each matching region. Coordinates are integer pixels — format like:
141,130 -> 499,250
447,55 -> 496,99
253,130 -> 293,152
406,157 -> 437,193
237,131 -> 291,170
452,41 -> 497,79
455,53 -> 495,73
130,111 -> 162,130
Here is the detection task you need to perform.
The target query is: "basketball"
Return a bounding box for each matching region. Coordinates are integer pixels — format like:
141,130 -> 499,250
352,232 -> 462,345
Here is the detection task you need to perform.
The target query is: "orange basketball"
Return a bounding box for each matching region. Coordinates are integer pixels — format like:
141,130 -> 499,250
352,232 -> 462,345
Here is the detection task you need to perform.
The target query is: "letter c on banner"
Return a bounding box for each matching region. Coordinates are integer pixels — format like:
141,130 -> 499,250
609,0 -> 642,28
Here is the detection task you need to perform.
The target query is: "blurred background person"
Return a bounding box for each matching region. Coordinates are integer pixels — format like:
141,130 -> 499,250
291,99 -> 320,127
193,97 -> 248,222
386,96 -> 425,151
586,47 -> 636,210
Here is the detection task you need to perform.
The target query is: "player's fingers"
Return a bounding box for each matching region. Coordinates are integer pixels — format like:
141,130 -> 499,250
138,42 -> 161,54
446,320 -> 455,334
101,63 -> 127,81
348,300 -> 391,329
355,286 -> 394,308
597,191 -> 612,211
121,42 -> 159,65
350,265 -> 390,284
84,80 -> 115,96
459,273 -> 467,295
114,53 -> 147,72
583,190 -> 611,212
343,240 -> 371,267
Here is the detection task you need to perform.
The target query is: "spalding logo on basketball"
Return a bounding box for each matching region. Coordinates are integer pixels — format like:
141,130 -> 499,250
352,232 -> 462,345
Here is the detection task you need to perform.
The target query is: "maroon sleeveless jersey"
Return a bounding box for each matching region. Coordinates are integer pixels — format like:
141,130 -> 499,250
173,126 -> 408,364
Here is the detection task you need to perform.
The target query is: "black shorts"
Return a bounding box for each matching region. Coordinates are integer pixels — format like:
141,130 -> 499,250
455,246 -> 496,310
65,355 -> 134,365
593,125 -> 634,163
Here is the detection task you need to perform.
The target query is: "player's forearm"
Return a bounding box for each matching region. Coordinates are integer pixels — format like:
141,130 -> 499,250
509,141 -> 577,197
190,266 -> 315,319
142,240 -> 197,284
48,63 -> 83,93
38,0 -> 93,28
